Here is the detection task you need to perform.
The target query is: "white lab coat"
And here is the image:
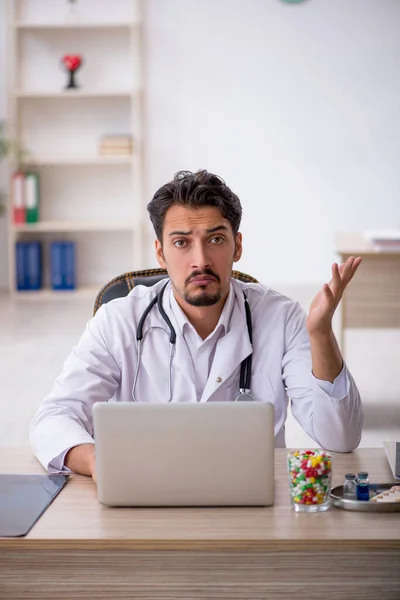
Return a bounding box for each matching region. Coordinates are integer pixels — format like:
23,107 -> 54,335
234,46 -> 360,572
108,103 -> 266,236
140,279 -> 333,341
30,278 -> 363,471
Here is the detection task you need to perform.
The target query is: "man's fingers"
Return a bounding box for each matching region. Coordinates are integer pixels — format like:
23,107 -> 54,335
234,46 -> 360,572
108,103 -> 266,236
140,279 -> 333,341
328,256 -> 362,295
330,262 -> 342,296
342,256 -> 362,287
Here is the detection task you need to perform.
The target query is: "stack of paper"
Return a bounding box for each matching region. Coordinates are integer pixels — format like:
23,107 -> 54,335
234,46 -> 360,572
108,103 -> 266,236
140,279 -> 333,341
363,229 -> 400,251
99,135 -> 133,156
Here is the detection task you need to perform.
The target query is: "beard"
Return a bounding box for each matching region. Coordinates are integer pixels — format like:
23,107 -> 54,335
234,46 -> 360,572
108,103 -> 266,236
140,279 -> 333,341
183,289 -> 221,307
182,269 -> 222,307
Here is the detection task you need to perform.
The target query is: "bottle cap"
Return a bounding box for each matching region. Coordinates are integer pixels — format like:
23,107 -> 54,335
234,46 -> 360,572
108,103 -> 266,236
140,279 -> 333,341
357,471 -> 368,478
345,473 -> 356,479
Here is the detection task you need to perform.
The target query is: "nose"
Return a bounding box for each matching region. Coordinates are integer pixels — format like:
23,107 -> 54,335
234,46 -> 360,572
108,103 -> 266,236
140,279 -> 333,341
190,240 -> 212,271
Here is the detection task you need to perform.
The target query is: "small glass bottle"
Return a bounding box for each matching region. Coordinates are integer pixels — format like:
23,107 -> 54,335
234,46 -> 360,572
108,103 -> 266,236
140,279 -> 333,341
343,473 -> 357,499
356,471 -> 370,501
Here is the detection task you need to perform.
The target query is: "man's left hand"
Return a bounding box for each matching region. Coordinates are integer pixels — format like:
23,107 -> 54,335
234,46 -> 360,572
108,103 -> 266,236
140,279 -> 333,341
307,256 -> 362,337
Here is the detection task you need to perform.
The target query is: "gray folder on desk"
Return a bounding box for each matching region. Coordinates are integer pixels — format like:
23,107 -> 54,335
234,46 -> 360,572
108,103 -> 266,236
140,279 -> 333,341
0,473 -> 69,537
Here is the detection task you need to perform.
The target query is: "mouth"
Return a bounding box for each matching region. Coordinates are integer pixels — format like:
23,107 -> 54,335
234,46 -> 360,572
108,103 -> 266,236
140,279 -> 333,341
189,276 -> 217,286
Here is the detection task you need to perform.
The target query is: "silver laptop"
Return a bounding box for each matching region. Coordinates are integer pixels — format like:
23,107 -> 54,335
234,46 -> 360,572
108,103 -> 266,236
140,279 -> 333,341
93,402 -> 275,507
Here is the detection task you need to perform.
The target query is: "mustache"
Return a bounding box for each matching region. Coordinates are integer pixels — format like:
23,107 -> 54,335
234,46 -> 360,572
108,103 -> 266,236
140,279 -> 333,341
185,269 -> 220,286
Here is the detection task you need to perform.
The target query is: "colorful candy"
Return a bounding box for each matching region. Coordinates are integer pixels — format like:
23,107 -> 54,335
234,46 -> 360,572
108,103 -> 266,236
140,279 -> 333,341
288,449 -> 332,506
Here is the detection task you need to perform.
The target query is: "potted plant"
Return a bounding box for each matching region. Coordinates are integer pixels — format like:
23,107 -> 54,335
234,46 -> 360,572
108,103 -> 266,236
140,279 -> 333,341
0,121 -> 28,216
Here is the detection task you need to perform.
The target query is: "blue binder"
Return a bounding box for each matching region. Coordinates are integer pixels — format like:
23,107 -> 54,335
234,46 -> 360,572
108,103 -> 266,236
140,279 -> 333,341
25,242 -> 42,290
16,242 -> 27,291
63,241 -> 76,290
50,241 -> 76,290
15,242 -> 42,291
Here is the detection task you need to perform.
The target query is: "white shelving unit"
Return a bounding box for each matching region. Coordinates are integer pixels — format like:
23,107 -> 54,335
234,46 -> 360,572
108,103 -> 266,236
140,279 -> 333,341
5,0 -> 145,298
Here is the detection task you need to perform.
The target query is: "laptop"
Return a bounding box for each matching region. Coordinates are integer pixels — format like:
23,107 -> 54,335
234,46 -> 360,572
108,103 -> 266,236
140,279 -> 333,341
93,401 -> 275,507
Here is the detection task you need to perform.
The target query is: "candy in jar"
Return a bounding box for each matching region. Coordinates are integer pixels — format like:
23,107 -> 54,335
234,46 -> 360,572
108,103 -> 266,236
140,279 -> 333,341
287,449 -> 332,512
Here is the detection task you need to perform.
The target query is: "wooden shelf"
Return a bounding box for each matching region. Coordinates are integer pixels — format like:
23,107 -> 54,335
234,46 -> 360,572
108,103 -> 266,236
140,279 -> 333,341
23,156 -> 134,166
12,286 -> 99,300
12,222 -> 134,233
12,22 -> 137,30
6,0 -> 144,295
15,90 -> 134,99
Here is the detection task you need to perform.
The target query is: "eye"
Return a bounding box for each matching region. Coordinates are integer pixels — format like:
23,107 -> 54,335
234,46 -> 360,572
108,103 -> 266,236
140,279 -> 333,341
210,236 -> 224,244
173,239 -> 187,248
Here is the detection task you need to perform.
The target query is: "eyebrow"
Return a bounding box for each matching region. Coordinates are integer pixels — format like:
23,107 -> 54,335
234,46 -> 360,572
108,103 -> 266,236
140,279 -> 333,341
168,225 -> 229,237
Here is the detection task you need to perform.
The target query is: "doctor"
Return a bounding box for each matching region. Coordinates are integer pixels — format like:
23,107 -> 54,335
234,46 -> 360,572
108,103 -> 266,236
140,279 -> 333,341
30,169 -> 363,479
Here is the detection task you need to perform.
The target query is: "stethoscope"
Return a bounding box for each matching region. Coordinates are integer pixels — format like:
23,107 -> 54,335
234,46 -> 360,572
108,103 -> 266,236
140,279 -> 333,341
132,281 -> 255,403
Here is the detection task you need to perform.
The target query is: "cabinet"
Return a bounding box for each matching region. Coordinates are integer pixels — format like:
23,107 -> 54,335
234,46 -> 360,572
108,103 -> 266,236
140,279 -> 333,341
5,0 -> 145,297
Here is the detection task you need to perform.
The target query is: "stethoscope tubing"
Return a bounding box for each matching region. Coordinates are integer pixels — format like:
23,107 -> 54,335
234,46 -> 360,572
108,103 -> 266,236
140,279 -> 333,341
132,281 -> 254,403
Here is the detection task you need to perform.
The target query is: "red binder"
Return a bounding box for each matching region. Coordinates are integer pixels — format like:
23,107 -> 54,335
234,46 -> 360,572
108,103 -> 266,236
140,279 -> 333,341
12,172 -> 26,224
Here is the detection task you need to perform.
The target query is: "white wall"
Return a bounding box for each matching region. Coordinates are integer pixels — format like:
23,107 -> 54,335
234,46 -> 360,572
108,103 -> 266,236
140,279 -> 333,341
1,0 -> 400,289
144,0 -> 400,285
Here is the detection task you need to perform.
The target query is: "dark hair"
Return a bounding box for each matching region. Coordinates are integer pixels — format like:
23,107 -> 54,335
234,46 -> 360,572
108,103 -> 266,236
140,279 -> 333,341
147,169 -> 242,242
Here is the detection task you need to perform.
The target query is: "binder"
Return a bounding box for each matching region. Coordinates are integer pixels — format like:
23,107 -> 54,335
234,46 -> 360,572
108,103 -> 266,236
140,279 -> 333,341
25,242 -> 42,290
16,242 -> 27,290
63,241 -> 76,290
50,242 -> 64,290
15,241 -> 42,291
25,172 -> 40,223
12,172 -> 25,224
50,241 -> 76,290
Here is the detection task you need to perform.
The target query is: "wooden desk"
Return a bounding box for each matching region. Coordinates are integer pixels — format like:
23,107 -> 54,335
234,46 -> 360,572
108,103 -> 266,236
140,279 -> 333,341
0,448 -> 399,599
335,232 -> 400,353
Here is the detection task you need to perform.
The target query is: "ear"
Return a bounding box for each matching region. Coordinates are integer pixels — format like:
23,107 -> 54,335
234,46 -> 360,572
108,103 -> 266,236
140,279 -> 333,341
155,239 -> 167,269
233,232 -> 242,263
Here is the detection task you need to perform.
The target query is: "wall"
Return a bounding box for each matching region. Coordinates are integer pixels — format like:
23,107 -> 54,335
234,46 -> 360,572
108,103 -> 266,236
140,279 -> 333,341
1,0 -> 400,289
144,0 -> 400,285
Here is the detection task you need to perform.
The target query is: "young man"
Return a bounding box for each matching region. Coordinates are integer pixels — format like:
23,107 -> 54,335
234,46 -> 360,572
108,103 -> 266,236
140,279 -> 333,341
30,170 -> 363,479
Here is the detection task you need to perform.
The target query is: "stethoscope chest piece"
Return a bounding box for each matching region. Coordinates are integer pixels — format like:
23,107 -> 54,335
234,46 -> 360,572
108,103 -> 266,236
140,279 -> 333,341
234,391 -> 256,402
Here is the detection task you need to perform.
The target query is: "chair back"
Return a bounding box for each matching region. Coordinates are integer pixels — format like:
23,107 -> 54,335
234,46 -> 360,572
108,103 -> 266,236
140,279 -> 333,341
94,268 -> 258,315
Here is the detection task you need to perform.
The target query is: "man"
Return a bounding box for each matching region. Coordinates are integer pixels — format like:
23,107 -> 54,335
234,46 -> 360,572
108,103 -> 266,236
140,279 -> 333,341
30,170 -> 363,479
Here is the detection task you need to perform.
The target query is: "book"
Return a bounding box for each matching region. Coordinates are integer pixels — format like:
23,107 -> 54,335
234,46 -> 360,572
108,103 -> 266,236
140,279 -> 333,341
99,147 -> 133,156
100,134 -> 132,148
363,229 -> 400,252
99,134 -> 133,155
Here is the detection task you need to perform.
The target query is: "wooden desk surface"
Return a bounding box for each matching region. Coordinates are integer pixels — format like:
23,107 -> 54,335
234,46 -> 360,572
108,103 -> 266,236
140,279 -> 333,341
1,447 -> 399,550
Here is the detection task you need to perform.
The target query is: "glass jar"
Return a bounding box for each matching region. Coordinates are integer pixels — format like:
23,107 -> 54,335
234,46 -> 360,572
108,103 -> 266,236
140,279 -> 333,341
343,473 -> 357,499
287,449 -> 332,512
356,471 -> 370,501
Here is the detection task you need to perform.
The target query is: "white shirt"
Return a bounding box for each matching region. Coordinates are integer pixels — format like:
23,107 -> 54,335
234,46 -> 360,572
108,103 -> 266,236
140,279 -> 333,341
29,278 -> 363,471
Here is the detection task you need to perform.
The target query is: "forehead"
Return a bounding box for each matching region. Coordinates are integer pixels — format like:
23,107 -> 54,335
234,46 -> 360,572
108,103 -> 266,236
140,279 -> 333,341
163,205 -> 228,231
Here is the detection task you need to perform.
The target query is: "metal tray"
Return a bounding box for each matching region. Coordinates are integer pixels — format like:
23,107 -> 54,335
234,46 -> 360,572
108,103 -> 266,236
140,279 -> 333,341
330,483 -> 400,512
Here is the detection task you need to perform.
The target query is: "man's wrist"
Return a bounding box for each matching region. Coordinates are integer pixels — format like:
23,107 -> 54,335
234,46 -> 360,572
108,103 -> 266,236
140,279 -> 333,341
308,328 -> 335,342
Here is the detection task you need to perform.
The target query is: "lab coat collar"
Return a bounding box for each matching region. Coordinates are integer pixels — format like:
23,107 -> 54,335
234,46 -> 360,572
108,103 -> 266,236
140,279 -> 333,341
168,282 -> 235,341
142,278 -> 253,402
